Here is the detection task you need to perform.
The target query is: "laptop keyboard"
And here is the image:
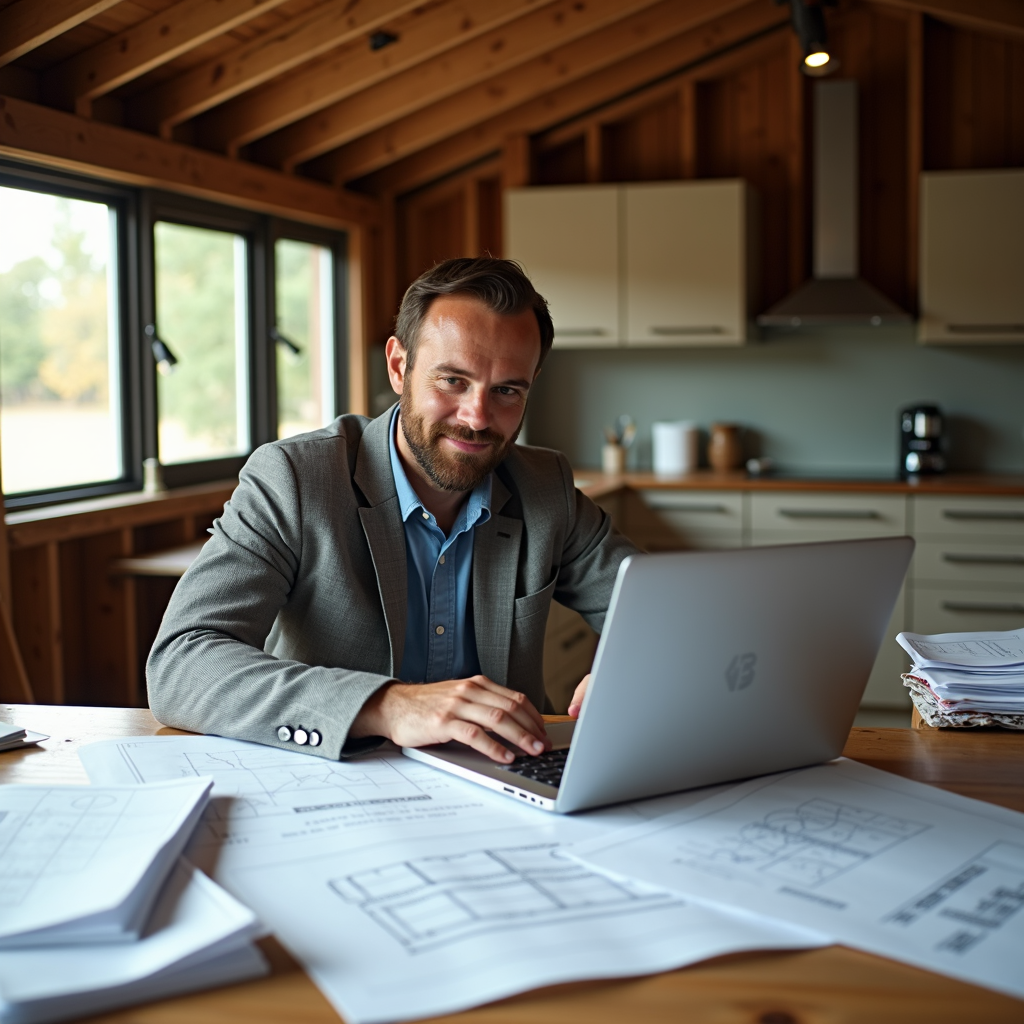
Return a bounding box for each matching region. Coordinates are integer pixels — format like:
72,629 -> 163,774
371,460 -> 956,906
501,748 -> 568,788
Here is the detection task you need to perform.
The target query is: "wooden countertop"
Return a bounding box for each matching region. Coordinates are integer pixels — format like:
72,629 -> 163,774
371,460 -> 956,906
573,471 -> 1024,500
2,703 -> 1022,1023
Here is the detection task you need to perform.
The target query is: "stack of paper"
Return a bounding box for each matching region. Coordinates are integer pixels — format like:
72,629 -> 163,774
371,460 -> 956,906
897,630 -> 1024,729
0,780 -> 267,1023
0,723 -> 47,753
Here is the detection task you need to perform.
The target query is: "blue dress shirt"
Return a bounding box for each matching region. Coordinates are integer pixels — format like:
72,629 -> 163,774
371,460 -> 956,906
389,409 -> 492,683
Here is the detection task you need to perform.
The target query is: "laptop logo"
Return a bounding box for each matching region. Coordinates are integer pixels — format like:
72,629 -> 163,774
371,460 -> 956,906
726,653 -> 757,691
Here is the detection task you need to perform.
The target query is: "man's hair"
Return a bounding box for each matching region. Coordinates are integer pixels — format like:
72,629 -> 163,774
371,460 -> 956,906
393,257 -> 554,369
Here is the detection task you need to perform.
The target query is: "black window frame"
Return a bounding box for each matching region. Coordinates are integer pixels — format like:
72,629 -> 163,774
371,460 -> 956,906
0,162 -> 349,508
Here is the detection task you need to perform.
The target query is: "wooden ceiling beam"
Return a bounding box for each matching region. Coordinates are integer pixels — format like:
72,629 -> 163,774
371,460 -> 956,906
198,0 -> 554,155
130,0 -> 427,136
0,0 -> 122,67
249,0 -> 670,171
358,0 -> 787,195
326,0 -> 760,184
0,95 -> 377,230
55,0 -> 294,115
869,0 -> 1024,39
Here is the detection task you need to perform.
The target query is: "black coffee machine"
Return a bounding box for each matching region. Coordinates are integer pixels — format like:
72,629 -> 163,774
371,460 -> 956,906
899,404 -> 945,477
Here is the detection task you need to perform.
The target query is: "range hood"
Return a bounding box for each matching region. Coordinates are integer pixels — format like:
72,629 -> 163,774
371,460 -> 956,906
758,80 -> 911,327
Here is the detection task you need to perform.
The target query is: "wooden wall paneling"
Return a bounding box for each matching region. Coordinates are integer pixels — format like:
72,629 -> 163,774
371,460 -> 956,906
786,31 -> 808,291
348,226 -> 372,416
0,96 -> 378,231
502,135 -> 532,191
0,0 -> 122,67
906,11 -> 924,306
57,538 -> 86,706
9,544 -> 63,704
355,1 -> 789,197
399,182 -> 469,293
871,0 -> 1024,40
534,136 -> 588,186
127,0 -> 426,136
477,177 -> 503,258
601,93 -> 683,182
923,18 -> 1024,170
680,79 -> 697,179
329,0 -> 765,184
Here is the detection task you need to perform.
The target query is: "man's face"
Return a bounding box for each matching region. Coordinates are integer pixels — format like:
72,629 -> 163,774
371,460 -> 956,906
386,294 -> 541,493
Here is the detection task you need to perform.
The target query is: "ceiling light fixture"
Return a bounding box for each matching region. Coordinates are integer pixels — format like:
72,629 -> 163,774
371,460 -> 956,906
780,0 -> 838,77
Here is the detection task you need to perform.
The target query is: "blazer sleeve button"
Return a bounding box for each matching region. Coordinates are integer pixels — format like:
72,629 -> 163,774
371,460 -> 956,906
277,726 -> 292,742
293,728 -> 309,746
309,730 -> 322,747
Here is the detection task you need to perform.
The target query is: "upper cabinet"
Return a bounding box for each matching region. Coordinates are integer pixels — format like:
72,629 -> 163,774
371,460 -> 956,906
505,180 -> 758,348
919,169 -> 1024,345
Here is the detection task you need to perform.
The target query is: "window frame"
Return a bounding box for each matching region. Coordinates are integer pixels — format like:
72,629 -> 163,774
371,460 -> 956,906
0,163 -> 350,508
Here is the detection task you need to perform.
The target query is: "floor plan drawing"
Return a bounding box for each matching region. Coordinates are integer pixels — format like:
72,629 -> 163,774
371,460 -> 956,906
676,797 -> 930,888
113,741 -> 447,819
329,843 -> 679,953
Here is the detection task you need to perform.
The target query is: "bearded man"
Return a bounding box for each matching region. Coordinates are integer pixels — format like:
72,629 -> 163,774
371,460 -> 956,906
148,257 -> 637,761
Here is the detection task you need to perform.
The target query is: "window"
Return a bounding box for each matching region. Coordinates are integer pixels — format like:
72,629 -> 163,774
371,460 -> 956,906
0,163 -> 348,508
0,180 -> 126,499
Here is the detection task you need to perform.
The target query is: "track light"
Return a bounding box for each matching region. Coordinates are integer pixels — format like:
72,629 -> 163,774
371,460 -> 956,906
782,0 -> 838,77
145,324 -> 178,375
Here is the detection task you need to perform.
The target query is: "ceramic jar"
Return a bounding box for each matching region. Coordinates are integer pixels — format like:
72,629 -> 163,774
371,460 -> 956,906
708,423 -> 743,471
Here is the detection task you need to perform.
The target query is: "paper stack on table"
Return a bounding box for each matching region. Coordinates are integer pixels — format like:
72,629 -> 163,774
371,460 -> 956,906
0,779 -> 267,1023
897,629 -> 1024,729
0,723 -> 47,753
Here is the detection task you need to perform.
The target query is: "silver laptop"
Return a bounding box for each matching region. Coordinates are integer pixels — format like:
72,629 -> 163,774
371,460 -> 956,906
402,536 -> 914,813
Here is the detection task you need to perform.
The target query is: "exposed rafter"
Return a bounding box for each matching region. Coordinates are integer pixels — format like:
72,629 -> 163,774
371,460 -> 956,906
252,0 -> 677,171
325,0 -> 760,184
0,0 -> 122,67
0,95 -> 377,230
197,0 -> 554,155
131,0 -> 428,136
356,0 -> 787,195
55,0 -> 293,115
871,0 -> 1024,38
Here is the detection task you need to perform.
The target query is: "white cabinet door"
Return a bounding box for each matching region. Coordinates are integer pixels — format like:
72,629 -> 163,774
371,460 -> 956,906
624,180 -> 752,346
919,169 -> 1024,344
504,186 -> 620,348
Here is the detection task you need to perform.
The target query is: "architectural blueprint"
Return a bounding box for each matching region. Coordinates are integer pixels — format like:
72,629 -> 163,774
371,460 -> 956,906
570,758 -> 1024,1000
79,735 -> 825,1023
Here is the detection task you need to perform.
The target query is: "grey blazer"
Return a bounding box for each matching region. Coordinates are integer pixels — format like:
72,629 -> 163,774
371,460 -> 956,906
147,407 -> 637,759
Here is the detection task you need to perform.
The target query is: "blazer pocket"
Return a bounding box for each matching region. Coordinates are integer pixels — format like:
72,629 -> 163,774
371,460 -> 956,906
513,575 -> 558,621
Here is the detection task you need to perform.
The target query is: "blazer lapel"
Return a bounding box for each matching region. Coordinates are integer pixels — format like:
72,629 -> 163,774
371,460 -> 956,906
473,474 -> 520,687
354,408 -> 407,676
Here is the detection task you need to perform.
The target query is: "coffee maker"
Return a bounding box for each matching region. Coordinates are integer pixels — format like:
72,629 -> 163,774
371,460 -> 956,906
899,404 -> 945,477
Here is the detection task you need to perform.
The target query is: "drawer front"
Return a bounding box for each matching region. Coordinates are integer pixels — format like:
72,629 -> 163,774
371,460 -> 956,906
638,490 -> 744,547
751,493 -> 907,542
911,586 -> 1024,634
913,539 -> 1024,588
913,495 -> 1024,540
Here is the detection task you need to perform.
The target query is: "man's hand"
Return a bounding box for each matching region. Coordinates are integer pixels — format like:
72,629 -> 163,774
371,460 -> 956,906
351,676 -> 550,763
567,673 -> 591,719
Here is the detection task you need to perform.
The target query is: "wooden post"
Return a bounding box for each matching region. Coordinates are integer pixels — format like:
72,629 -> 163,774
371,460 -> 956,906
786,30 -> 807,291
905,11 -> 924,313
501,133 -> 531,191
584,122 -> 602,183
347,224 -> 371,417
680,79 -> 697,179
0,419 -> 34,703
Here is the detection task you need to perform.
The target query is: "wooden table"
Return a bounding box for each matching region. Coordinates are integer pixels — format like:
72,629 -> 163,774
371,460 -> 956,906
3,704 -> 1023,1024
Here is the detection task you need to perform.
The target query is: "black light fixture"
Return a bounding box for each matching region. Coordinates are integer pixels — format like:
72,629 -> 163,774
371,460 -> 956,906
369,30 -> 399,51
782,0 -> 838,77
145,323 -> 178,375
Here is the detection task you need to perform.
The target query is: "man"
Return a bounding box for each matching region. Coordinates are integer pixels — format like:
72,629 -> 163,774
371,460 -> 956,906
148,258 -> 637,762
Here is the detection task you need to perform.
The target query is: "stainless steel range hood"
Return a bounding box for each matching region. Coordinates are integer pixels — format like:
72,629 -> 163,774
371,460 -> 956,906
758,80 -> 911,328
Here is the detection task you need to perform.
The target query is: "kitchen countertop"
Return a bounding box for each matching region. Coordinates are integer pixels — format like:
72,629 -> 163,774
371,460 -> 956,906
572,471 -> 1024,500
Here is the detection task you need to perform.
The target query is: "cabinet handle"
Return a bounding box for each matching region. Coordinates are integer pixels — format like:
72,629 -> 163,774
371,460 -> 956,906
650,326 -> 724,336
778,509 -> 881,520
554,327 -> 606,337
941,600 -> 1024,614
942,553 -> 1024,566
942,510 -> 1024,522
650,502 -> 729,514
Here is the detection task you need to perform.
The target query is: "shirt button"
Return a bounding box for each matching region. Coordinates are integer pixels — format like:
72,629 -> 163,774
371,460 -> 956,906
435,625 -> 445,635
438,554 -> 445,564
421,511 -> 429,519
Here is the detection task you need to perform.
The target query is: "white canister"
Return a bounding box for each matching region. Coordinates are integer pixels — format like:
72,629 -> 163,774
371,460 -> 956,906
651,421 -> 698,476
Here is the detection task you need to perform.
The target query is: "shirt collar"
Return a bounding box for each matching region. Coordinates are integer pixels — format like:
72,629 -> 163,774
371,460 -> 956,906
388,406 -> 492,529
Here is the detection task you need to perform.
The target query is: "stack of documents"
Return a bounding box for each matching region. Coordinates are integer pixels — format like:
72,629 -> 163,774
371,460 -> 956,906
0,723 -> 47,753
897,629 -> 1024,729
0,779 -> 267,1023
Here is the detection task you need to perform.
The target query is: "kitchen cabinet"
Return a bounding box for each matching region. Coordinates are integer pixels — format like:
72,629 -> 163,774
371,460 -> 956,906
504,186 -> 619,347
918,169 -> 1024,344
504,180 -> 757,348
